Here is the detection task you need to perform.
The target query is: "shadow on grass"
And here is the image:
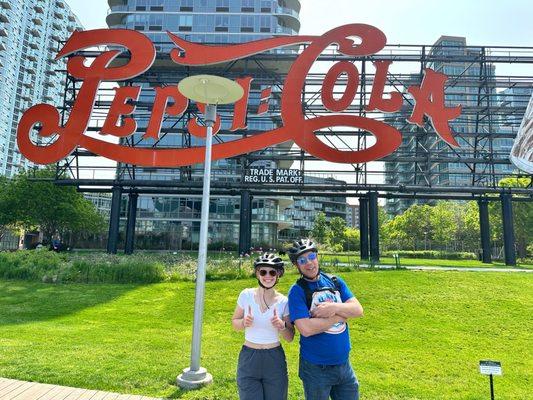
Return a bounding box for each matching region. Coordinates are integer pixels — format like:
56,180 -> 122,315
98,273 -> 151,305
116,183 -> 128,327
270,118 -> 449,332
0,279 -> 138,326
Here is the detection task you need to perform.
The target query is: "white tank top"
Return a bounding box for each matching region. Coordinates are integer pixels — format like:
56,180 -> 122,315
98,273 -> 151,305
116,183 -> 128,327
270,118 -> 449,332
237,288 -> 289,344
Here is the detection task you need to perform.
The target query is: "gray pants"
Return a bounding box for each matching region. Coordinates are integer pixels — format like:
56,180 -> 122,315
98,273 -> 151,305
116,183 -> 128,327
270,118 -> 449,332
237,345 -> 288,400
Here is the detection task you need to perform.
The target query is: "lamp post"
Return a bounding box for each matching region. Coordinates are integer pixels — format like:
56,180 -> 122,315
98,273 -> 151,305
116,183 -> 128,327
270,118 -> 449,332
176,75 -> 244,389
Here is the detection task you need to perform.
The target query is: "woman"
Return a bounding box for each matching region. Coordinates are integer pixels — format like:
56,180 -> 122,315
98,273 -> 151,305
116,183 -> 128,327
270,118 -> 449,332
232,252 -> 295,400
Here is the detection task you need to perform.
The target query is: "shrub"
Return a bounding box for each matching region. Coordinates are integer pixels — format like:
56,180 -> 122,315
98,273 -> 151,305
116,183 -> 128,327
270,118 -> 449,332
0,250 -> 64,281
381,250 -> 477,260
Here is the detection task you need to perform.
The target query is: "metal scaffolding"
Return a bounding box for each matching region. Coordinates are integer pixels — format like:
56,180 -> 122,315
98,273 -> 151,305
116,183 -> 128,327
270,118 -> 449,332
39,39 -> 533,264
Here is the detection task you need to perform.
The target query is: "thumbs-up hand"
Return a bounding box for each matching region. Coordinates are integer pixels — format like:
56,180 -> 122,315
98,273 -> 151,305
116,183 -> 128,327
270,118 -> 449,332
243,305 -> 254,328
270,307 -> 285,331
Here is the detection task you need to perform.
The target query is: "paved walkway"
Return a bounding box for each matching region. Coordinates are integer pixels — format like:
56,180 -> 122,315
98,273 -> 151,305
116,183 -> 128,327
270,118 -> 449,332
329,262 -> 533,273
0,378 -> 162,400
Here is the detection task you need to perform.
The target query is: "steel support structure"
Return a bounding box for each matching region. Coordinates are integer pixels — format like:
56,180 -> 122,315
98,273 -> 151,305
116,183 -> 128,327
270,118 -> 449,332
125,192 -> 138,255
500,193 -> 516,266
238,190 -> 253,256
368,191 -> 380,262
46,40 -> 533,258
478,198 -> 492,264
359,197 -> 369,260
106,185 -> 122,254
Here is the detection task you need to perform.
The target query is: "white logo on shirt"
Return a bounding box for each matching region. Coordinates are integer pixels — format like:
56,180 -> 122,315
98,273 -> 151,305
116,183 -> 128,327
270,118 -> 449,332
310,289 -> 346,334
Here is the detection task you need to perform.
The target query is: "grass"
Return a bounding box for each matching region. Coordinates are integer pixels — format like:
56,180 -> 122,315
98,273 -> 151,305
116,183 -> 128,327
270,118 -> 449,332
0,270 -> 531,399
318,254 -> 533,269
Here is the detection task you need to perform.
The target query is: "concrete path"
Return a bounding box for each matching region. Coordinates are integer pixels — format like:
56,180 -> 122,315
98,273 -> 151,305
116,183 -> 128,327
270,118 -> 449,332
327,262 -> 533,273
0,378 -> 162,400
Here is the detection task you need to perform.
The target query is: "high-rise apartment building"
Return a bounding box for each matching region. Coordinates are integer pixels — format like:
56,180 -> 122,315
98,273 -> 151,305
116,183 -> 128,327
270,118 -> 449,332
0,0 -> 82,177
385,36 -> 518,216
106,0 -> 302,250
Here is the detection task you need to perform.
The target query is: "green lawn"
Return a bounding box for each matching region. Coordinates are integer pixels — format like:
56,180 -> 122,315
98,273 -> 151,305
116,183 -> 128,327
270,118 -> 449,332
0,270 -> 531,399
318,254 -> 533,269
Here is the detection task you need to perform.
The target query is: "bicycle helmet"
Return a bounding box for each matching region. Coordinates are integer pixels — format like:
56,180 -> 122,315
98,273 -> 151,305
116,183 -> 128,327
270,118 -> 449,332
288,238 -> 318,263
254,252 -> 285,277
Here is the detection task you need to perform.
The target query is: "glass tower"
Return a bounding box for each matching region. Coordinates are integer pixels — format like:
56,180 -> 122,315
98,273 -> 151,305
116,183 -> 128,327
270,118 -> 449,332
0,0 -> 82,177
106,0 -> 301,250
384,35 -> 518,216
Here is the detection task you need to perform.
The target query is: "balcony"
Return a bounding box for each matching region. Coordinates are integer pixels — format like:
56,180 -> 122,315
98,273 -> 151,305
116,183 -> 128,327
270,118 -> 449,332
33,18 -> 43,26
0,13 -> 8,23
56,1 -> 65,8
275,6 -> 300,19
0,28 -> 6,37
34,5 -> 44,13
106,8 -> 129,27
1,1 -> 11,10
275,25 -> 297,36
108,0 -> 128,7
273,6 -> 300,33
30,28 -> 40,38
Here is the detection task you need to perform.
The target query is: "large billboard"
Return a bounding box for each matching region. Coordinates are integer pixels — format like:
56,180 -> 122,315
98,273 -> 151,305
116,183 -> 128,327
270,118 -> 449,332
510,92 -> 533,173
17,24 -> 462,168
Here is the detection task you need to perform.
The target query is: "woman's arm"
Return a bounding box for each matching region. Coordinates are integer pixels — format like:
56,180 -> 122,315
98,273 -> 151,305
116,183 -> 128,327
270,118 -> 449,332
279,315 -> 295,342
231,305 -> 246,331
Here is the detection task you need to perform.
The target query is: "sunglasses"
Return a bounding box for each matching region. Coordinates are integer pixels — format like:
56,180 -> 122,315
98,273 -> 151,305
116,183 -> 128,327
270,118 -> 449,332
258,269 -> 278,277
297,252 -> 318,266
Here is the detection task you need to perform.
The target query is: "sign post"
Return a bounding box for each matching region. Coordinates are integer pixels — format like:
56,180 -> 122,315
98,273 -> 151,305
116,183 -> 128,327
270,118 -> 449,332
479,360 -> 502,400
176,75 -> 244,389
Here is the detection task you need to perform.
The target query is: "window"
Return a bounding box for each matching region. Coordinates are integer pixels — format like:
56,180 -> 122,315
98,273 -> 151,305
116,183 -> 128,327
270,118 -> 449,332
180,0 -> 194,10
241,15 -> 254,31
242,0 -> 254,11
216,0 -> 229,12
260,16 -> 270,32
215,15 -> 229,31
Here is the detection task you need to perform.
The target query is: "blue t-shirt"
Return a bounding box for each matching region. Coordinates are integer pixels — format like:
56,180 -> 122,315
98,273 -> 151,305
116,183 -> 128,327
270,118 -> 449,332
288,273 -> 355,365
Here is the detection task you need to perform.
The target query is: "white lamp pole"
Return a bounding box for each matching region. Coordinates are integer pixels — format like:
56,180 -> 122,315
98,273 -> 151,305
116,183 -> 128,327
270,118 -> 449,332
176,75 -> 243,390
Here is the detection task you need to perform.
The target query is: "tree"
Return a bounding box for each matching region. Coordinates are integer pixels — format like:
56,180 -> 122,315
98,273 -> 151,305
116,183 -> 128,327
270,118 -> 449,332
385,204 -> 432,250
310,211 -> 328,244
328,216 -> 347,248
5,167 -> 106,245
430,202 -> 455,248
343,227 -> 360,251
0,176 -> 19,242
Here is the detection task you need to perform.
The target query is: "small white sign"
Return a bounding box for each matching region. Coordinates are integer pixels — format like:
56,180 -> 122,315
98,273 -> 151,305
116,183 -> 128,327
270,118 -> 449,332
479,360 -> 502,376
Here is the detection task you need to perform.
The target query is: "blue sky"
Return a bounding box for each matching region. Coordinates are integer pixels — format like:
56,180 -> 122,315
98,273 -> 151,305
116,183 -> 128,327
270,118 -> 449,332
67,0 -> 533,47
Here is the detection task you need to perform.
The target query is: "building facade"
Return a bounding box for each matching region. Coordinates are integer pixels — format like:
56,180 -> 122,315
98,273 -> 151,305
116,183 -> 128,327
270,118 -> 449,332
385,35 -> 517,216
345,203 -> 359,229
0,0 -> 82,177
106,0 -> 301,250
280,176 -> 348,240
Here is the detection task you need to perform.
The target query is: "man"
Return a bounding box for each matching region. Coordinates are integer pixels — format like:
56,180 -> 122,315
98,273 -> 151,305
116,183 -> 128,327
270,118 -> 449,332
287,238 -> 364,400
